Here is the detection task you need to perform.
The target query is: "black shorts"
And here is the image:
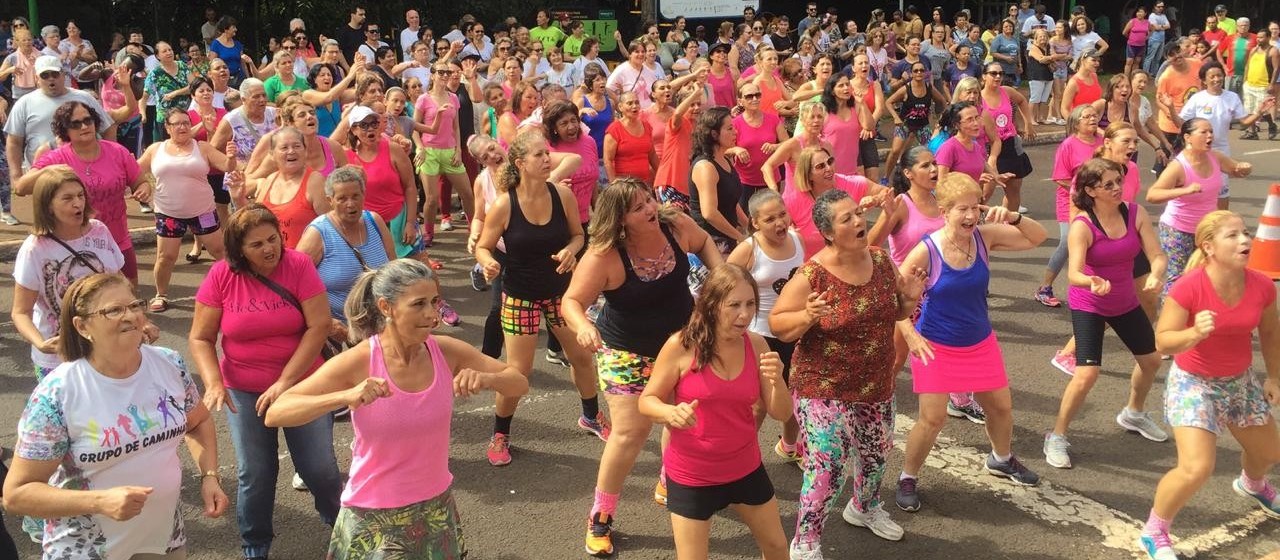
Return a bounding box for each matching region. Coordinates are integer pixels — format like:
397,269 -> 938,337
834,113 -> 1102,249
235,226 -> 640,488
858,137 -> 881,168
995,137 -> 1033,178
1070,306 -> 1156,367
764,335 -> 795,385
1132,251 -> 1152,279
208,173 -> 229,205
666,463 -> 775,521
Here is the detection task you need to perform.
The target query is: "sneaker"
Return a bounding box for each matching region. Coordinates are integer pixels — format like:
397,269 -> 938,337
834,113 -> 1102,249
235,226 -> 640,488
437,300 -> 461,326
545,350 -> 570,367
584,512 -> 615,557
1117,410 -> 1170,442
469,264 -> 489,292
0,212 -> 19,226
789,538 -> 825,560
986,454 -> 1041,486
1050,351 -> 1077,376
895,477 -> 921,512
1043,433 -> 1073,469
440,217 -> 454,231
578,412 -> 611,442
1232,477 -> 1280,518
653,478 -> 667,506
1034,286 -> 1063,307
1017,205 -> 1029,214
140,203 -> 153,214
774,438 -> 802,463
487,433 -> 512,466
947,399 -> 987,425
1138,532 -> 1180,560
1270,129 -> 1279,141
291,472 -> 308,491
333,407 -> 351,419
842,501 -> 904,541
1242,129 -> 1260,140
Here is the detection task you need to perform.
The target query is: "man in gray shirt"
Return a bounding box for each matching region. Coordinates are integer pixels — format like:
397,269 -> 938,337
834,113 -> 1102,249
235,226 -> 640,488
5,56 -> 114,181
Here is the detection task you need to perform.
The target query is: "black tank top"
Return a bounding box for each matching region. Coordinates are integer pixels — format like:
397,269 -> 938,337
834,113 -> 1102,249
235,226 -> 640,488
502,182 -> 571,300
901,84 -> 933,130
1098,97 -> 1131,129
596,224 -> 693,357
689,156 -> 743,243
1026,45 -> 1053,81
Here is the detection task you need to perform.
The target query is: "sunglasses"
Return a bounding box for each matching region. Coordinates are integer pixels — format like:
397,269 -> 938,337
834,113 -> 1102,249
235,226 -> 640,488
67,117 -> 96,130
742,92 -> 762,100
433,69 -> 455,75
436,45 -> 449,50
39,71 -> 62,79
354,119 -> 381,130
985,70 -> 1005,76
367,29 -> 380,34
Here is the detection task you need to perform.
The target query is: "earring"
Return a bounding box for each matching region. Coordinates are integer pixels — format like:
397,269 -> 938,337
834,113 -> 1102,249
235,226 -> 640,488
620,229 -> 627,240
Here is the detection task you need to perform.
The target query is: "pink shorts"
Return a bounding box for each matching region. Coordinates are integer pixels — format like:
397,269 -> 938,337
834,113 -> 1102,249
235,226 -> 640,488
910,332 -> 1008,394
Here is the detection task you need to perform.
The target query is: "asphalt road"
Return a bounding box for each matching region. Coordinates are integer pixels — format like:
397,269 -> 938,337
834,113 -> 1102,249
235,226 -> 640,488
2,136 -> 1280,560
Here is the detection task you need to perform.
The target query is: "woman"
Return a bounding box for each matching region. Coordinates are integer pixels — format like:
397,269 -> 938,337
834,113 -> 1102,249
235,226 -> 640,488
12,166 -> 126,380
546,101 -> 601,230
733,83 -> 787,209
1070,16 -> 1108,59
344,106 -> 426,266
246,98 -> 348,184
263,49 -> 306,103
138,108 -> 237,312
921,27 -> 954,96
473,131 -> 602,466
302,64 -> 357,137
145,42 -> 192,142
604,92 -> 657,185
608,40 -> 659,109
667,16 -> 690,44
690,107 -> 747,257
788,54 -> 836,112
786,146 -> 891,258
820,72 -> 867,177
1137,211 -> 1280,560
866,30 -> 891,90
672,38 -> 701,77
935,101 -> 1006,203
729,24 -> 756,76
1027,29 -> 1057,125
978,61 -> 1035,211
925,8 -> 952,42
1048,22 -> 1075,124
885,62 -> 949,180
209,17 -> 247,83
990,20 -> 1021,85
244,126 -> 329,249
190,204 -> 342,560
1123,7 -> 1150,77
416,62 -> 474,239
751,47 -> 790,119
5,273 -> 226,558
770,189 -> 926,558
1090,74 -> 1165,155
0,29 -> 39,98
500,80 -> 541,147
944,41 -> 982,102
894,173 -> 1048,512
1177,61 -> 1273,210
1131,70 -> 1175,164
762,102 -> 832,192
1036,104 -> 1103,307
184,77 -> 230,264
564,178 -> 721,557
1062,48 -> 1104,122
576,69 -> 616,158
638,264 -> 792,560
19,102 -> 149,283
263,259 -> 527,558
1043,158 -> 1170,470
1147,118 -> 1253,295
707,43 -> 738,108
727,191 -> 804,460
187,43 -> 210,78
542,47 -> 577,89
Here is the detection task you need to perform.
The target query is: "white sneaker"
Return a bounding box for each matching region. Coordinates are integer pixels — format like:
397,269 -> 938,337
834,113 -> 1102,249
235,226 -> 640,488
440,217 -> 454,231
1043,432 -> 1073,469
1117,410 -> 1169,442
841,501 -> 904,541
292,472 -> 308,491
789,538 -> 825,560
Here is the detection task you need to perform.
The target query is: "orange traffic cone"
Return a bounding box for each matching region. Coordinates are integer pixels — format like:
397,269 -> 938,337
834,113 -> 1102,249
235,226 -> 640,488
1248,183 -> 1280,280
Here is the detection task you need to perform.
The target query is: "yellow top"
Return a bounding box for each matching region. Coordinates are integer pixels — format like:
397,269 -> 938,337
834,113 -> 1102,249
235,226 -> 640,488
1245,49 -> 1271,87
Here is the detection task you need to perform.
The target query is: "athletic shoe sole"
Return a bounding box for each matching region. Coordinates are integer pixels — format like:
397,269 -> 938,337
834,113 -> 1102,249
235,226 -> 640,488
1116,412 -> 1170,442
1232,479 -> 1280,519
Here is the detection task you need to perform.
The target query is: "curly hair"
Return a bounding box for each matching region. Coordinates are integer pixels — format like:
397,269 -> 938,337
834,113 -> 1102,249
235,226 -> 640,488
51,101 -> 104,142
1071,157 -> 1124,212
542,101 -> 580,145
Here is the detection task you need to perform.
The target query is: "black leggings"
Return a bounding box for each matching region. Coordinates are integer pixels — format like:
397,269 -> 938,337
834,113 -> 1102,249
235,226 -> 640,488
1070,306 -> 1156,367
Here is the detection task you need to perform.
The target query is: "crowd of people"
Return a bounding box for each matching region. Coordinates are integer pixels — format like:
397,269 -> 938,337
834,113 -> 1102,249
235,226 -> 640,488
0,2 -> 1278,560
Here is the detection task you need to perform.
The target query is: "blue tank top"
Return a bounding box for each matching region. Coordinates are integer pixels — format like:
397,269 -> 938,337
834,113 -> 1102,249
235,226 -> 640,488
309,211 -> 391,319
581,95 -> 614,156
317,101 -> 341,138
917,228 -> 993,346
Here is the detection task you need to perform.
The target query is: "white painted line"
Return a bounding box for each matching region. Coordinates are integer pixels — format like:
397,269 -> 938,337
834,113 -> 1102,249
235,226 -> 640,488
1177,510 -> 1274,556
1243,148 -> 1280,156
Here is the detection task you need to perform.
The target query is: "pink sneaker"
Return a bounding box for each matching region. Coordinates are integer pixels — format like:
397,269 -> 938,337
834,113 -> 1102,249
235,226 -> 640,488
487,433 -> 512,466
1051,351 -> 1076,376
1035,286 -> 1063,307
437,300 -> 461,326
578,412 -> 612,442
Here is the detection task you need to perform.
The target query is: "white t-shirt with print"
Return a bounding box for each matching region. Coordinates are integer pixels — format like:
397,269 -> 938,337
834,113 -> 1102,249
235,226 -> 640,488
13,219 -> 125,369
16,346 -> 201,559
1179,90 -> 1247,153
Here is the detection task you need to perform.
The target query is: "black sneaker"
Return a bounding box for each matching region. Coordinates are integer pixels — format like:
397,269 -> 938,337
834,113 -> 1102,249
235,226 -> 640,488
895,477 -> 921,512
986,454 -> 1041,486
1270,129 -> 1278,141
1242,129 -> 1260,140
545,350 -> 569,367
469,264 -> 489,292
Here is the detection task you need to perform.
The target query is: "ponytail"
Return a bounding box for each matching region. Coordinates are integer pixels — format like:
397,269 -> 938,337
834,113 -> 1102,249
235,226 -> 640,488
1185,210 -> 1243,271
497,161 -> 520,192
343,270 -> 382,343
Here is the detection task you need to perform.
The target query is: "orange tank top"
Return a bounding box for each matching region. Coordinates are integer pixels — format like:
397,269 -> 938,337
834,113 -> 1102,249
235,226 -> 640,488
260,167 -> 318,249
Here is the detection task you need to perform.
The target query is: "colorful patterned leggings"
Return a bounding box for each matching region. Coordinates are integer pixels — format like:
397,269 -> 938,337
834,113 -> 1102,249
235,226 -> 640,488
793,397 -> 895,547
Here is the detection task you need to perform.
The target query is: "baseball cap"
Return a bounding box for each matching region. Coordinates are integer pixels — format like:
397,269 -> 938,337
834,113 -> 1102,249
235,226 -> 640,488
346,105 -> 378,125
1214,4 -> 1227,11
35,55 -> 62,75
709,42 -> 732,55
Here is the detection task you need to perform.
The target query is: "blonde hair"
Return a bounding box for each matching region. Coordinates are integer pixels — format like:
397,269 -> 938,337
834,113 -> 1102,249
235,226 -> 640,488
497,131 -> 545,192
935,173 -> 983,209
797,100 -> 826,123
1186,210 -> 1244,270
952,76 -> 980,102
588,177 -> 678,252
792,145 -> 832,194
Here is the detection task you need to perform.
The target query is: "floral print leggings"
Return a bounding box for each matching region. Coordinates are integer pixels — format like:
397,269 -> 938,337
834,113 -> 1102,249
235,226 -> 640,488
793,397 -> 895,547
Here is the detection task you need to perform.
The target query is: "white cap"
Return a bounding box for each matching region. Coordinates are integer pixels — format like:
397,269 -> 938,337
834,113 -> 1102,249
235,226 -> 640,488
34,55 -> 62,75
346,105 -> 378,125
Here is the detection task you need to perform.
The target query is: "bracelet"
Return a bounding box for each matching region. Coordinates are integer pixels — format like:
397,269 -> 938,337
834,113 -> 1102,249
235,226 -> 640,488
1009,213 -> 1023,226
199,470 -> 220,481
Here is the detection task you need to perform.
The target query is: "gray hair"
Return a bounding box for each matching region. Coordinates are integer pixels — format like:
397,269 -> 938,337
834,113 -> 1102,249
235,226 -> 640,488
323,38 -> 340,49
343,259 -> 437,341
747,188 -> 784,219
812,189 -> 852,246
289,18 -> 306,32
268,126 -> 305,150
239,77 -> 265,96
40,25 -> 59,38
325,165 -> 367,197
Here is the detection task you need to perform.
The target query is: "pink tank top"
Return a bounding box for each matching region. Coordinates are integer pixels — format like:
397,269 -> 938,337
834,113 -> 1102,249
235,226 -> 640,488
708,67 -> 737,108
260,167 -> 318,249
152,139 -> 215,219
732,112 -> 782,187
981,87 -> 1018,140
888,192 -> 946,265
343,334 -> 454,509
1161,152 -> 1223,233
347,138 -> 406,223
317,138 -> 336,176
663,335 -> 763,486
643,109 -> 669,162
822,110 -> 862,175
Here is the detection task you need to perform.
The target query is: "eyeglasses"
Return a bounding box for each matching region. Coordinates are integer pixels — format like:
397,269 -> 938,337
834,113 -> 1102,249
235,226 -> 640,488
39,71 -> 62,79
281,45 -> 296,50
433,68 -> 455,75
354,119 -> 381,130
752,26 -> 764,31
985,70 -> 1005,77
742,92 -> 762,100
85,300 -> 146,320
67,117 -> 96,129
1091,182 -> 1123,192
166,120 -> 192,128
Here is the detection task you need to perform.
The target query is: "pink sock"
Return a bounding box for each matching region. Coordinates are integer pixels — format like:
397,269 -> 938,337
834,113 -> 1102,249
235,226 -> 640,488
591,489 -> 619,518
1144,510 -> 1170,535
1241,471 -> 1275,498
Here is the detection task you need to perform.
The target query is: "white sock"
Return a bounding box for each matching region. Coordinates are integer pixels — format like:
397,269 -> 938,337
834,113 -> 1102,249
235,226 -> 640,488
992,451 -> 1012,463
899,472 -> 916,481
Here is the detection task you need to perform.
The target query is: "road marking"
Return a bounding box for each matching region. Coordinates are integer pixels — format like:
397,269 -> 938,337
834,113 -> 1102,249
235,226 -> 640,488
1244,148 -> 1280,156
1178,510 -> 1275,556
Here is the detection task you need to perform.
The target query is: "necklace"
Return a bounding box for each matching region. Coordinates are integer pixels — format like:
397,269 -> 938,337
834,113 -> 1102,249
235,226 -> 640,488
947,231 -> 974,264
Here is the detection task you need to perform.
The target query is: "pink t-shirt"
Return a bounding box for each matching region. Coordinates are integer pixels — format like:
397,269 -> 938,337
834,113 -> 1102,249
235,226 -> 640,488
343,334 -> 454,508
643,110 -> 669,162
195,249 -> 325,392
550,134 -> 600,224
1169,267 -> 1276,378
1121,160 -> 1141,204
732,112 -> 782,187
937,136 -> 988,184
822,110 -> 862,175
653,114 -> 695,193
414,92 -> 460,149
1051,134 -> 1102,221
785,174 -> 870,258
34,142 -> 140,251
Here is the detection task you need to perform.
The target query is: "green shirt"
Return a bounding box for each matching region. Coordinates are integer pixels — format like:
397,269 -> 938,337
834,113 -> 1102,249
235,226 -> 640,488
263,73 -> 307,103
530,25 -> 567,51
563,34 -> 586,58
